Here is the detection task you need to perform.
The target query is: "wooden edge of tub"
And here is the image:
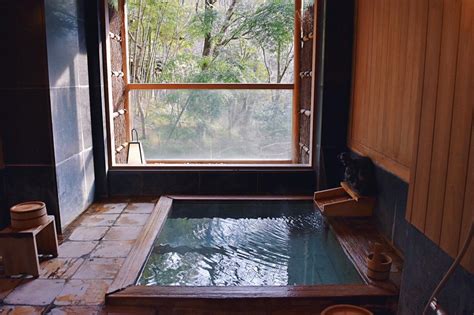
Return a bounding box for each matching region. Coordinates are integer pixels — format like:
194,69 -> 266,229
327,217 -> 403,293
107,195 -> 401,311
108,196 -> 173,294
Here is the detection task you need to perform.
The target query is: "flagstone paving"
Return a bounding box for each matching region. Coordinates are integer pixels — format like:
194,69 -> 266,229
0,201 -> 157,314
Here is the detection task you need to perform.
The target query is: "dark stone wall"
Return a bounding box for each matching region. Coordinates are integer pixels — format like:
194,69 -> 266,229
44,0 -> 96,228
0,0 -> 60,228
108,170 -> 316,197
0,136 -> 5,225
370,164 -> 474,314
313,0 -> 354,190
0,171 -> 4,226
0,0 -> 100,230
84,0 -> 109,199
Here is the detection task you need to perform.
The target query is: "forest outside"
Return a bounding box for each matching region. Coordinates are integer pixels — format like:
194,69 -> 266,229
126,0 -> 301,162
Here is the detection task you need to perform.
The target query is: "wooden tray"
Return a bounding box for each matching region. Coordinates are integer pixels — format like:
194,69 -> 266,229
314,182 -> 375,217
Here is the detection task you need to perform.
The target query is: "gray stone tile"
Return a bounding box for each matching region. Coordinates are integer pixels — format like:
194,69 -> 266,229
68,227 -> 108,241
90,241 -> 134,258
103,226 -> 142,241
115,214 -> 149,226
4,279 -> 65,305
58,241 -> 98,258
71,258 -> 124,280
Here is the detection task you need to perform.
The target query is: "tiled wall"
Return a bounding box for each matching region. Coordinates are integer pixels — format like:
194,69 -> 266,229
0,0 -> 60,228
0,0 -> 97,230
44,0 -> 95,228
370,164 -> 474,314
108,170 -> 316,197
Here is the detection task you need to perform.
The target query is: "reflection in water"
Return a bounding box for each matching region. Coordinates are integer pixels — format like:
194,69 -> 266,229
138,202 -> 362,286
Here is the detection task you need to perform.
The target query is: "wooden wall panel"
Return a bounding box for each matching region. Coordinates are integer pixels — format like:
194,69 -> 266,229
407,0 -> 474,273
407,0 -> 444,232
352,0 -> 473,272
440,0 -> 473,258
349,0 -> 428,182
424,0 -> 462,245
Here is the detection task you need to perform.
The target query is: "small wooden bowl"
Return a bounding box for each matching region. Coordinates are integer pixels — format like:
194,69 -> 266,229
321,304 -> 373,315
366,252 -> 392,280
10,201 -> 48,230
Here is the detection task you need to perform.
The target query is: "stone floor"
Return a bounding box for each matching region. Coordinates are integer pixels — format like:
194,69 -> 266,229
0,200 -> 158,315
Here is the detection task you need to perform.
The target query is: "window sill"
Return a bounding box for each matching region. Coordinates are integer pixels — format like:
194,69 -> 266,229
110,163 -> 313,171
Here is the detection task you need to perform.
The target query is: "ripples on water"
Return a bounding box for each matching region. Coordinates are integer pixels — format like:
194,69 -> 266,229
138,201 -> 362,286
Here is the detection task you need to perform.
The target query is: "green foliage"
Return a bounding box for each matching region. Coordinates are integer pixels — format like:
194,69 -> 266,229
127,0 -> 297,160
249,0 -> 295,52
108,0 -> 118,10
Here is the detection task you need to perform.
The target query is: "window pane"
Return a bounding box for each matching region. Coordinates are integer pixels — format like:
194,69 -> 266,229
127,0 -> 295,84
129,89 -> 293,161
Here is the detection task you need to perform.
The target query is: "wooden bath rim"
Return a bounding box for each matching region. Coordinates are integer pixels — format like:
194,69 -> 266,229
106,195 -> 399,307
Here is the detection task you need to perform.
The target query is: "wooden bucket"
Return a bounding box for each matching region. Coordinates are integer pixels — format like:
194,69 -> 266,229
366,252 -> 392,281
321,304 -> 373,315
10,201 -> 48,230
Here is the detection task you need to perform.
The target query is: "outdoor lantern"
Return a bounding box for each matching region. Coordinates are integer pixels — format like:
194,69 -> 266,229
127,129 -> 146,164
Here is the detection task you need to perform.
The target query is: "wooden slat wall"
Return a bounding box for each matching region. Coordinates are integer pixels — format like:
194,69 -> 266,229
351,0 -> 473,273
349,0 -> 429,182
407,0 -> 474,273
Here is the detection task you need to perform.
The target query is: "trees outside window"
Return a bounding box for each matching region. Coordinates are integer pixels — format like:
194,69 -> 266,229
123,0 -> 302,162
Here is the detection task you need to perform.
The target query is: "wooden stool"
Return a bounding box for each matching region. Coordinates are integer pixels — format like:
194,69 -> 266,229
0,216 -> 58,277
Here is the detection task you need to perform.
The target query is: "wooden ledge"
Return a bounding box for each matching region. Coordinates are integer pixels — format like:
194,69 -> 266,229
327,216 -> 403,292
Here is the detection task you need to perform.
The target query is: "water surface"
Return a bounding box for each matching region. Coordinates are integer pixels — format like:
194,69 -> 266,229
138,201 -> 362,286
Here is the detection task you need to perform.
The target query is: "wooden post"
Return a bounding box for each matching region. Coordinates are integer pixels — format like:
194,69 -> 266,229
119,0 -> 131,142
102,0 -> 115,167
309,0 -> 318,166
292,0 -> 302,163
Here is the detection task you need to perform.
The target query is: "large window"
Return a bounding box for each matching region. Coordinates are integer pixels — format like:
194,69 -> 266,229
109,0 -> 311,166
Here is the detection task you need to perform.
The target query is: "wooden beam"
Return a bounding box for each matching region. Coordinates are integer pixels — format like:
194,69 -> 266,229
119,0 -> 131,142
309,1 -> 319,167
292,0 -> 302,163
127,83 -> 294,90
145,159 -> 293,165
109,284 -> 395,301
167,195 -> 313,201
102,0 -> 115,168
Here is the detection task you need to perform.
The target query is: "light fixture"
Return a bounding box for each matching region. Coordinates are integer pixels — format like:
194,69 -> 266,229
127,129 -> 146,164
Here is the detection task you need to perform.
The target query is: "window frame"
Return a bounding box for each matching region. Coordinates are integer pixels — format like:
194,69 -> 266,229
106,0 -> 316,169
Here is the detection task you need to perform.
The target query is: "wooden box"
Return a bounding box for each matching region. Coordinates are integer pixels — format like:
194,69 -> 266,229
314,182 -> 375,217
